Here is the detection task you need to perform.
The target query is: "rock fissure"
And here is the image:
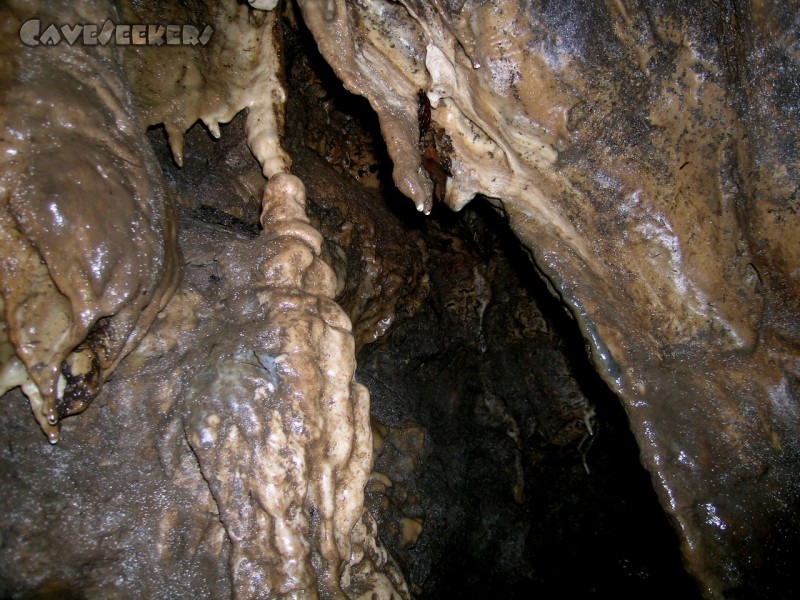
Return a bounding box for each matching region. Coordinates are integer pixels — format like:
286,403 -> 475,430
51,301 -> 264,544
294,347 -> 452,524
1,0 -> 798,598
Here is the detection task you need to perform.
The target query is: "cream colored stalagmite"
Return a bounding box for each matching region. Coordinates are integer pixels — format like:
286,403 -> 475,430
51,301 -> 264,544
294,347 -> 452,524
1,0 -> 407,594
180,168 -> 404,597
175,2 -> 407,597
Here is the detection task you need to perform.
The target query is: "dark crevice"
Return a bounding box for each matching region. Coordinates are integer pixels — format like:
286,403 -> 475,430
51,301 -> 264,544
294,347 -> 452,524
278,10 -> 699,596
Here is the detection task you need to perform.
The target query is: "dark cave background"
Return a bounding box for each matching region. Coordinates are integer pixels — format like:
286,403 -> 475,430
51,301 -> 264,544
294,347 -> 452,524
0,7 -> 702,599
290,14 -> 699,598
142,12 -> 702,598
355,200 -> 700,599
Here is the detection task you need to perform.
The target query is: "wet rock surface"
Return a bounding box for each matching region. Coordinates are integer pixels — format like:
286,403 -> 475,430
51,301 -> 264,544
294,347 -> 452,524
0,185 -> 403,599
298,1 -> 800,596
0,104 -> 696,600
1,1 -> 799,598
0,0 -> 180,443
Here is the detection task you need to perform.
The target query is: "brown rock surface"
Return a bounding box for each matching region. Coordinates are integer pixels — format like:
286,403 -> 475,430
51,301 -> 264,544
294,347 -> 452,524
298,0 -> 800,596
0,1 -> 798,598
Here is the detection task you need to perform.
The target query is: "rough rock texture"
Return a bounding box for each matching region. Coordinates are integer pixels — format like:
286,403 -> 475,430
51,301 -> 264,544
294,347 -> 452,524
1,0 -> 799,598
283,25 -> 431,355
125,0 -> 407,594
0,204 -> 403,598
359,199 -> 698,597
297,1 -> 800,596
1,108 -> 410,597
0,87 -> 696,600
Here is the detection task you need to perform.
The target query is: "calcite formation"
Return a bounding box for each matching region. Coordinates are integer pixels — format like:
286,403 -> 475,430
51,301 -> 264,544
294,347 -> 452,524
0,0 -> 798,598
180,172 -> 361,596
297,0 -> 800,596
169,169 -> 408,598
0,0 -> 180,442
118,0 -> 290,178
1,0 -> 406,597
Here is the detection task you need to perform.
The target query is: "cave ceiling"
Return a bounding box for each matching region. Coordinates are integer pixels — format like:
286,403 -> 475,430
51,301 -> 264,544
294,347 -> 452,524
1,0 -> 799,598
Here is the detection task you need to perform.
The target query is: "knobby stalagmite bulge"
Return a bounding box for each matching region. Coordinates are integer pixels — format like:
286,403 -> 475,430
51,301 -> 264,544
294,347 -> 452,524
2,0 -> 407,597
174,167 -> 407,597
0,0 -> 798,598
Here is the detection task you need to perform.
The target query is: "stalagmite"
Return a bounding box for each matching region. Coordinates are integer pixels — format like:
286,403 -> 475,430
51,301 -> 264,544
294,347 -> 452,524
128,2 -> 410,596
1,0 -> 408,597
176,170 -> 406,598
0,0 -> 798,598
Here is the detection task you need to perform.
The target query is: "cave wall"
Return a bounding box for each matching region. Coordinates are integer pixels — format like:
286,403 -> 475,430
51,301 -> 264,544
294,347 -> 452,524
0,0 -> 798,598
296,0 -> 800,596
1,1 -> 403,597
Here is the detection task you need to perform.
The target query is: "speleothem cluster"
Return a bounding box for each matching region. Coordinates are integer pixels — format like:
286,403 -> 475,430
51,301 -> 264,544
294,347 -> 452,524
1,0 -> 798,598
